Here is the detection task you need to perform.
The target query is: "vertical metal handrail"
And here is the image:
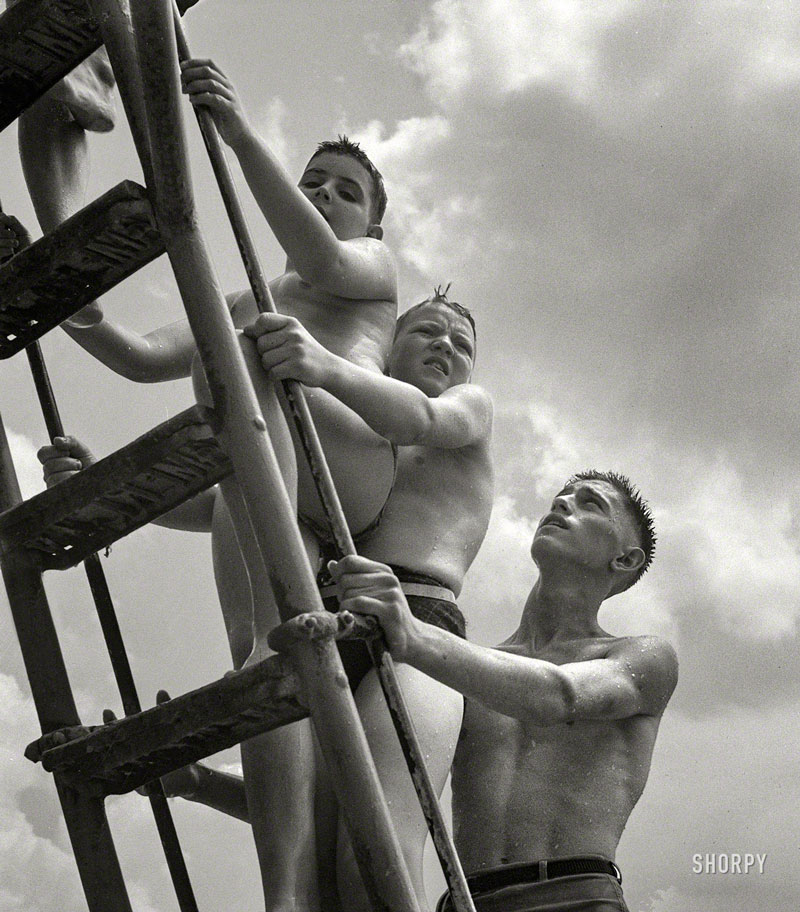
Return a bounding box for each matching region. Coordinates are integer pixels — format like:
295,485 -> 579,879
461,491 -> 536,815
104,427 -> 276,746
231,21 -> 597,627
126,1 -> 422,906
171,12 -> 476,911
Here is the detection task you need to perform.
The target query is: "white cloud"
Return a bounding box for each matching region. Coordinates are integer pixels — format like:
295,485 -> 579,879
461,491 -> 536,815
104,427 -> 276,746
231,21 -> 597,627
460,494 -> 538,645
0,674 -> 86,912
350,115 -> 476,274
252,96 -> 292,166
660,458 -> 800,640
399,0 -> 634,105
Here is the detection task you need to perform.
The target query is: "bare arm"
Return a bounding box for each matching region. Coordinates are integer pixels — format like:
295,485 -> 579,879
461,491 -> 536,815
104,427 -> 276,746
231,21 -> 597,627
331,557 -> 678,726
180,59 -> 396,301
158,761 -> 249,822
245,313 -> 493,446
61,317 -> 197,383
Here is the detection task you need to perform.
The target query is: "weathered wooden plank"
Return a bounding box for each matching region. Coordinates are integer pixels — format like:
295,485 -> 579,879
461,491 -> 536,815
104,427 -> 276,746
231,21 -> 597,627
30,653 -> 309,795
0,180 -> 164,358
0,405 -> 232,569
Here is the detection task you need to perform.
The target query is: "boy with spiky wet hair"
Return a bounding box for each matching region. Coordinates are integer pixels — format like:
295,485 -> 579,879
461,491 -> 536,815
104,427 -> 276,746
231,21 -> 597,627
566,470 -> 656,590
45,284 -> 493,909
328,472 -> 676,912
243,282 -> 493,908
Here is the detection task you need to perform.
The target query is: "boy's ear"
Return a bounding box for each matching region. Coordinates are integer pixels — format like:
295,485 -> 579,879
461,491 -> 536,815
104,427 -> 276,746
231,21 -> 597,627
366,224 -> 383,241
611,547 -> 645,576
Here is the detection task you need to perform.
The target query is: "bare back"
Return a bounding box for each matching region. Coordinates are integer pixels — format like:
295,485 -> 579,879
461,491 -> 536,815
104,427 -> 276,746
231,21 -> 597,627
451,635 -> 665,872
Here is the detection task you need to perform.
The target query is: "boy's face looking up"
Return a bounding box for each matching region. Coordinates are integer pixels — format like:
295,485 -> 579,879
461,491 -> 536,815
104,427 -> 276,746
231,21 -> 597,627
388,301 -> 476,397
299,152 -> 382,241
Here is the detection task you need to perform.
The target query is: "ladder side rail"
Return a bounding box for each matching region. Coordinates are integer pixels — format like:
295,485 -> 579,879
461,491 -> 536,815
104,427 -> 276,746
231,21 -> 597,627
25,341 -> 199,912
170,6 -> 352,559
86,0 -> 154,189
0,412 -> 133,912
170,13 -> 476,910
128,1 -> 421,908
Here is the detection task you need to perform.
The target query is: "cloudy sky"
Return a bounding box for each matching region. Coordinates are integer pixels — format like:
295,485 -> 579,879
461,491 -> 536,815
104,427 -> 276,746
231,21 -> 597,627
1,0 -> 799,909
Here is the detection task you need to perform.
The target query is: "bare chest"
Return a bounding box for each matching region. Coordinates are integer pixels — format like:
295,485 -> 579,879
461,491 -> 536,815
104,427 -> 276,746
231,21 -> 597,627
257,273 -> 395,369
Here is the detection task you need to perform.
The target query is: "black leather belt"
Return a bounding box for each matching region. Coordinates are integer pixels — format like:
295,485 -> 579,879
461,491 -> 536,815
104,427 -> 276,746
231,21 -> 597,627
464,856 -> 622,895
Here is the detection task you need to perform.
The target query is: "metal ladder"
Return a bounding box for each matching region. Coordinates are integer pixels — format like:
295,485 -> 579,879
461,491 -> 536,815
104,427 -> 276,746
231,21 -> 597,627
0,1 -> 475,910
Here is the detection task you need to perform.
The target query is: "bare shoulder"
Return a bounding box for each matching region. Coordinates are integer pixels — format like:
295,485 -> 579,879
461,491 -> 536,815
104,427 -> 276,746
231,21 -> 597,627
441,383 -> 493,411
227,288 -> 257,325
605,635 -> 679,714
332,234 -> 398,302
436,384 -> 494,445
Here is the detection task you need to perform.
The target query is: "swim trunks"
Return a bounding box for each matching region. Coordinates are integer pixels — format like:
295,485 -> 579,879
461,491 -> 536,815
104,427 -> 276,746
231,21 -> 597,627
436,857 -> 629,912
318,563 -> 466,691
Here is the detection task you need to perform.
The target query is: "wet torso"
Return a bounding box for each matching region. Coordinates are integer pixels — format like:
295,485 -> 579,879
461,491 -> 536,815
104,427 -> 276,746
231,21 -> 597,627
232,271 -> 397,373
451,635 -> 663,872
358,436 -> 494,596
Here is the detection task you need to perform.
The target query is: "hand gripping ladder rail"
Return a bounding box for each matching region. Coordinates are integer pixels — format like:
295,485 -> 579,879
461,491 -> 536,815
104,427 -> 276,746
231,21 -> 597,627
0,1 -> 476,909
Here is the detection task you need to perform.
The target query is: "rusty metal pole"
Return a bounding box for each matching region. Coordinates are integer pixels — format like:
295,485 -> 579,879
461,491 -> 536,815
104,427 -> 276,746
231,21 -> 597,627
86,0 -> 154,189
169,16 -> 475,911
0,413 -> 133,912
127,1 -> 420,908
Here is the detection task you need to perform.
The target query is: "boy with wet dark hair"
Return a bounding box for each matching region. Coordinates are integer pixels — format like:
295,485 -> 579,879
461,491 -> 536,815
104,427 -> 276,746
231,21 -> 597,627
330,472 -> 676,912
24,53 -> 399,910
312,136 -> 388,224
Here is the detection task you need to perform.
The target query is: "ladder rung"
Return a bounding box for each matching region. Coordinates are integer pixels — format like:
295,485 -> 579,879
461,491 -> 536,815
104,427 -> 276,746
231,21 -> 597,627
30,654 -> 308,795
0,0 -> 101,132
0,405 -> 232,569
0,180 -> 164,358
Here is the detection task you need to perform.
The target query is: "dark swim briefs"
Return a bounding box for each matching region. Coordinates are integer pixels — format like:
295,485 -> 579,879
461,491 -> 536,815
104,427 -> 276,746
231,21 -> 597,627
318,563 -> 466,691
436,857 -> 629,912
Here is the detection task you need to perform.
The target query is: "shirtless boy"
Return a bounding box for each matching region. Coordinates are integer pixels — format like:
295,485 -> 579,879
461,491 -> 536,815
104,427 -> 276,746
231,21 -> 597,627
22,57 -> 397,910
246,286 -> 493,908
40,287 -> 494,911
118,471 -> 673,911
329,471 -> 678,911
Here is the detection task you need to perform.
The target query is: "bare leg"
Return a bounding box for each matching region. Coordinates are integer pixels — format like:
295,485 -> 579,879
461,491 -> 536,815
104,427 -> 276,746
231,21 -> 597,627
194,337 -> 320,911
336,665 -> 464,912
17,42 -> 116,232
313,733 -> 343,912
18,95 -> 90,232
46,48 -> 116,133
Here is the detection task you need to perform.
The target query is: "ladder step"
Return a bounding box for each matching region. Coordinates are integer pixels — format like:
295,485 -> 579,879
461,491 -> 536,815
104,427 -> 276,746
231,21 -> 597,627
0,0 -> 101,132
0,180 -> 164,358
29,654 -> 308,795
0,405 -> 232,569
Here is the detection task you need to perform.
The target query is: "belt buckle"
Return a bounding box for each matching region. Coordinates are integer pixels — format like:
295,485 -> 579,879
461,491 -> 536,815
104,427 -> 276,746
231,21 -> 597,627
610,861 -> 622,884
